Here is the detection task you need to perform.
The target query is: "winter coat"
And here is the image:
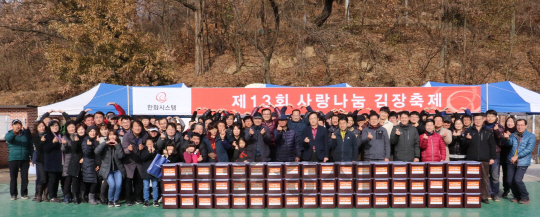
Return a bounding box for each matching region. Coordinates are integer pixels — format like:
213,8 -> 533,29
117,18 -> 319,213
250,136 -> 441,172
505,130 -> 537,167
419,132 -> 447,162
462,126 -> 497,162
121,130 -> 148,179
485,121 -> 506,154
184,152 -> 201,163
43,132 -> 63,173
206,134 -> 230,162
180,135 -> 210,163
4,129 -> 32,161
32,132 -> 46,164
95,138 -> 126,180
156,132 -> 184,154
66,134 -> 84,177
329,130 -> 359,162
81,136 -> 98,183
390,123 -> 420,162
301,125 -> 329,161
233,147 -> 249,162
60,134 -> 76,177
139,146 -> 158,179
448,129 -> 467,157
274,128 -> 301,162
244,125 -> 271,162
361,125 -> 391,160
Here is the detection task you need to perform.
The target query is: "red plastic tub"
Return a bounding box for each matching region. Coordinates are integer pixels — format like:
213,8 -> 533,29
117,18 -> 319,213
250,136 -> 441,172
447,178 -> 464,193
302,179 -> 318,195
179,194 -> 196,209
284,194 -> 301,209
319,178 -> 336,194
249,163 -> 266,179
372,162 -> 390,179
355,193 -> 372,208
337,162 -> 355,179
392,162 -> 409,179
267,179 -> 283,194
162,179 -> 179,194
409,162 -> 426,179
162,163 -> 178,179
302,193 -> 319,209
249,179 -> 266,194
446,193 -> 463,208
391,193 -> 408,208
356,162 -> 372,179
179,179 -> 195,194
284,179 -> 301,194
178,163 -> 196,179
427,178 -> 445,193
446,162 -> 464,178
409,193 -> 426,208
337,194 -> 354,209
337,179 -> 354,194
373,194 -> 390,208
196,163 -> 213,179
162,194 -> 179,209
464,161 -> 482,178
267,194 -> 283,209
197,194 -> 214,209
319,163 -> 336,179
464,193 -> 481,208
464,178 -> 481,193
427,193 -> 445,208
284,163 -> 302,179
267,162 -> 283,179
231,163 -> 248,179
214,179 -> 230,194
214,163 -> 230,179
214,194 -> 230,209
356,179 -> 372,194
231,179 -> 248,194
196,179 -> 212,194
427,162 -> 446,178
391,179 -> 408,194
319,194 -> 336,209
301,162 -> 318,179
231,194 -> 248,209
409,178 -> 426,194
249,194 -> 266,209
373,179 -> 390,194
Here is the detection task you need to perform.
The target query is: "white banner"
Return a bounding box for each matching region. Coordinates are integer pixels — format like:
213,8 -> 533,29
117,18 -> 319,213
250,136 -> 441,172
132,87 -> 192,115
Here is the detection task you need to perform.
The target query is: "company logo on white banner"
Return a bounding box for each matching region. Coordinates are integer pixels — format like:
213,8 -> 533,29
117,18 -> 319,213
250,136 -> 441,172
132,87 -> 192,115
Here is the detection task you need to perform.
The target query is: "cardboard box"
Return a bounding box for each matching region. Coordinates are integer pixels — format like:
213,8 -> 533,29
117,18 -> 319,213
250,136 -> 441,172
179,194 -> 196,209
249,163 -> 267,179
284,162 -> 302,179
409,193 -> 426,208
355,193 -> 372,208
196,179 -> 212,194
196,163 -> 213,179
179,179 -> 196,194
214,194 -> 230,209
162,194 -> 179,209
214,179 -> 230,194
162,163 -> 178,179
409,162 -> 426,179
178,163 -> 196,179
391,193 -> 408,208
337,162 -> 355,179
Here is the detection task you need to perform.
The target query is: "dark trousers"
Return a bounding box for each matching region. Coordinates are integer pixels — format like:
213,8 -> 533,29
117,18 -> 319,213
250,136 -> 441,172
255,156 -> 263,162
480,161 -> 490,200
507,164 -> 529,200
500,162 -> 510,192
64,176 -> 80,196
489,155 -> 501,196
82,182 -> 98,194
47,172 -> 61,198
9,160 -> 30,197
100,179 -> 109,201
125,168 -> 143,203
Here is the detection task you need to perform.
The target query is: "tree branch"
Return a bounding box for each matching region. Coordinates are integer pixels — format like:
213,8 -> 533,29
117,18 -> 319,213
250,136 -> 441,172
314,0 -> 334,27
172,0 -> 198,11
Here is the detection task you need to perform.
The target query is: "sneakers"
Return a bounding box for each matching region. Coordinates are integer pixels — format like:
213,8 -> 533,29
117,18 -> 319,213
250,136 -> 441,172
100,199 -> 108,205
153,201 -> 160,207
510,198 -> 519,202
126,201 -> 134,206
64,194 -> 72,204
21,195 -> 29,200
492,196 -> 500,202
519,199 -> 530,204
108,201 -> 114,207
135,200 -> 144,205
10,196 -> 17,201
502,191 -> 510,198
481,199 -> 490,204
114,201 -> 121,207
50,198 -> 62,203
143,201 -> 149,207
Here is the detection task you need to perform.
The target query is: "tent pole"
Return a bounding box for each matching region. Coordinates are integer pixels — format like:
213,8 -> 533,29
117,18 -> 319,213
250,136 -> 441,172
486,83 -> 489,111
127,85 -> 130,116
533,114 -> 536,136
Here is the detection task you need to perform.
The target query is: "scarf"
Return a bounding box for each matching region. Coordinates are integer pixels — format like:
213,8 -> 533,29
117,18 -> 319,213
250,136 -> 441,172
426,131 -> 434,136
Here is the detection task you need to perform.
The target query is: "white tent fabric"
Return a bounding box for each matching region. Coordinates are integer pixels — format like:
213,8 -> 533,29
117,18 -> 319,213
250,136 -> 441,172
38,84 -> 101,116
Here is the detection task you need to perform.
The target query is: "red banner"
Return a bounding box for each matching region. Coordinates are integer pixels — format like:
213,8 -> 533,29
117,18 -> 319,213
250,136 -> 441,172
191,86 -> 481,114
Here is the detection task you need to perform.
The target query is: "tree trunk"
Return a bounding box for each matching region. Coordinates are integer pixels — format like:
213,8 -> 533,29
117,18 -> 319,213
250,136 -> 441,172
314,0 -> 334,27
263,56 -> 271,83
194,0 -> 205,76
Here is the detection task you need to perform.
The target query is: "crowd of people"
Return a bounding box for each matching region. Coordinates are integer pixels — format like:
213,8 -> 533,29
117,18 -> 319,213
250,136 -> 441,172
4,102 -> 536,208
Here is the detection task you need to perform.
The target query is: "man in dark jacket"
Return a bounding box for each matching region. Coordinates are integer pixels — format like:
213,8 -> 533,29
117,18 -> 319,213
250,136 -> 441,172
4,119 -> 33,200
361,114 -> 390,161
462,113 -> 496,204
390,111 -> 420,162
244,112 -> 271,162
274,114 -> 301,162
301,112 -> 329,162
329,117 -> 359,162
484,109 -> 507,201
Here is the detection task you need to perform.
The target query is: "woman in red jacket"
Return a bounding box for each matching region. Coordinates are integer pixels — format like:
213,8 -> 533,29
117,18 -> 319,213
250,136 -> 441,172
420,120 -> 447,162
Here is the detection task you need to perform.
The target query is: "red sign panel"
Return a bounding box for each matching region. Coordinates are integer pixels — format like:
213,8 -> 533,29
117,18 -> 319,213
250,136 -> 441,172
191,86 -> 481,114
